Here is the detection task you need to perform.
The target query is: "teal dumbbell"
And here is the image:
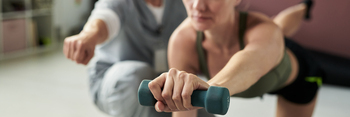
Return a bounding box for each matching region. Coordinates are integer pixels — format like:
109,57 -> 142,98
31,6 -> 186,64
138,80 -> 230,115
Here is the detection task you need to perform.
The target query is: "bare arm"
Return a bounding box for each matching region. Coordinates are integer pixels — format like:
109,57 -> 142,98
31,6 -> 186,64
63,19 -> 108,65
207,14 -> 285,95
81,19 -> 109,44
168,18 -> 198,74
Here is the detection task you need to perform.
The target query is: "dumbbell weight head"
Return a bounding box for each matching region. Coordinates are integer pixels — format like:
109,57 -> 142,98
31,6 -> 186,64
205,86 -> 230,115
138,80 -> 157,106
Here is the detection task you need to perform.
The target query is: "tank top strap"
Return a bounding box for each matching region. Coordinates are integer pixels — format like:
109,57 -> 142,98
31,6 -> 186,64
196,31 -> 211,79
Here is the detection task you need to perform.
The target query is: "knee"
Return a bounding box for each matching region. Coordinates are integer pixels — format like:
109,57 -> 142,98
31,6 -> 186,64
97,61 -> 155,116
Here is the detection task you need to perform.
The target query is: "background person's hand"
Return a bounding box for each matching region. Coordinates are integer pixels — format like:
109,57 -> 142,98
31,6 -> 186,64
63,33 -> 97,65
148,68 -> 210,112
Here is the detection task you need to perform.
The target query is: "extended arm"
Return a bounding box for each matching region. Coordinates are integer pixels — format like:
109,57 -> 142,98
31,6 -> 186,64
63,0 -> 122,65
208,14 -> 285,95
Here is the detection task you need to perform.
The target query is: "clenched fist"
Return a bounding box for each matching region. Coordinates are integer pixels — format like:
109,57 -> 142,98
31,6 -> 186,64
63,33 -> 97,65
63,19 -> 108,65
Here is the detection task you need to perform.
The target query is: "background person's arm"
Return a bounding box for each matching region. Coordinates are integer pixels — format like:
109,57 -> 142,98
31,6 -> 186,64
63,0 -> 122,65
63,19 -> 108,65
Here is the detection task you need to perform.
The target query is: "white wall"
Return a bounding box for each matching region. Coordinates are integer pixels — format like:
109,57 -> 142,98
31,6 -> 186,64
53,0 -> 92,40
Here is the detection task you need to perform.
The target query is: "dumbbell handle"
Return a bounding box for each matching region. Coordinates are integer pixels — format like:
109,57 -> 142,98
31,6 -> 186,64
138,80 -> 230,115
138,80 -> 207,107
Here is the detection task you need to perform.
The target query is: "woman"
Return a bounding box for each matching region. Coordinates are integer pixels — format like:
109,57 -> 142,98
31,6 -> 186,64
148,0 -> 322,117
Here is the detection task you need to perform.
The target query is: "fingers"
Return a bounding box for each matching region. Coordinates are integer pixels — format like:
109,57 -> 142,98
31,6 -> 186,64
191,73 -> 210,90
82,47 -> 95,65
63,34 -> 95,65
172,71 -> 187,110
150,68 -> 208,112
74,41 -> 84,63
155,101 -> 165,112
63,39 -> 69,58
162,69 -> 177,111
182,74 -> 195,110
69,39 -> 76,61
149,73 -> 167,103
63,36 -> 77,60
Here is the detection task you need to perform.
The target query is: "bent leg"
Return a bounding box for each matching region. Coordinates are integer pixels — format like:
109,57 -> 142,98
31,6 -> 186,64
96,61 -> 171,117
276,94 -> 317,117
273,3 -> 306,38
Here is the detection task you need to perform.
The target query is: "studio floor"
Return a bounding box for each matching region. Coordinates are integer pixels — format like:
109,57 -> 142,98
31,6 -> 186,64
0,48 -> 349,117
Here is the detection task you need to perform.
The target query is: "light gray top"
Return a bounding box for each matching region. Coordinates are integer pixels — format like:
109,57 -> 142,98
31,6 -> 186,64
87,0 -> 187,103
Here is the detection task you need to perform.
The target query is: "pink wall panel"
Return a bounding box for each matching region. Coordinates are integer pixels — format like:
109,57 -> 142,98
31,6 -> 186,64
2,19 -> 27,54
238,0 -> 350,58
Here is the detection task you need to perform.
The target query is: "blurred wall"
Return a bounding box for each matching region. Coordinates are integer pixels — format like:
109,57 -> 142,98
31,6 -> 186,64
53,0 -> 92,39
238,0 -> 350,59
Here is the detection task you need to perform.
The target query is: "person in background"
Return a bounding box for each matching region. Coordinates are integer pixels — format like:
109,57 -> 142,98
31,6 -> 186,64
63,0 -> 214,117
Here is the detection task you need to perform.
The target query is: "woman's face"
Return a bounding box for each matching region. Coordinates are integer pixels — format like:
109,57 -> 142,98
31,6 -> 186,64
182,0 -> 240,31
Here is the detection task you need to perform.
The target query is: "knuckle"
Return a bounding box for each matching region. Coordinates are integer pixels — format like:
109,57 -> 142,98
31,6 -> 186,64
64,39 -> 70,45
71,40 -> 77,44
178,71 -> 187,79
172,95 -> 181,102
168,68 -> 176,72
162,92 -> 172,100
76,41 -> 83,48
148,82 -> 156,90
168,68 -> 178,74
181,92 -> 191,100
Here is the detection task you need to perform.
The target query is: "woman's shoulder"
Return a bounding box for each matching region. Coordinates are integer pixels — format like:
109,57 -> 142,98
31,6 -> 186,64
169,18 -> 197,46
168,18 -> 199,72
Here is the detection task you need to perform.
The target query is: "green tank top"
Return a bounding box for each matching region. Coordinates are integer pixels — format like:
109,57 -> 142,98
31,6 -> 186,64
196,12 -> 292,97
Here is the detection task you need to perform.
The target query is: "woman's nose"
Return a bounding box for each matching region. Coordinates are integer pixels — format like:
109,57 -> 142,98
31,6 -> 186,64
192,0 -> 206,11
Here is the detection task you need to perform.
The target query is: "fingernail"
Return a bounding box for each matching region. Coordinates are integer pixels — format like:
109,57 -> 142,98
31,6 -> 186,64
155,106 -> 161,112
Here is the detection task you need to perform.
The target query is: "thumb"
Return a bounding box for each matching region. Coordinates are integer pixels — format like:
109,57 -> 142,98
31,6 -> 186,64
197,81 -> 210,90
155,101 -> 165,112
192,75 -> 210,90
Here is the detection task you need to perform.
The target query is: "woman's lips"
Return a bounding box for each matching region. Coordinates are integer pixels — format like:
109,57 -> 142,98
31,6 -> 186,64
192,16 -> 211,22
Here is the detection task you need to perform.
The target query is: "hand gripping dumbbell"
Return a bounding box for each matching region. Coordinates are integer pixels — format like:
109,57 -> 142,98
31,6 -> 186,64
138,80 -> 230,115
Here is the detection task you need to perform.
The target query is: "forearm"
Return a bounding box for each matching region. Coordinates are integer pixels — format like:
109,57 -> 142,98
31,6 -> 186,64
207,49 -> 278,95
80,19 -> 108,44
173,110 -> 197,117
